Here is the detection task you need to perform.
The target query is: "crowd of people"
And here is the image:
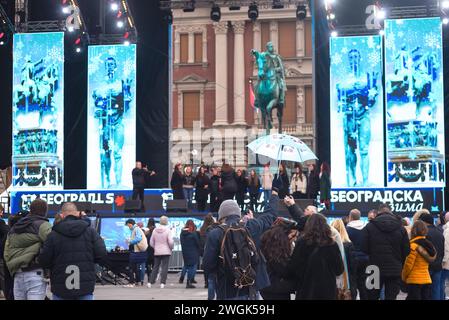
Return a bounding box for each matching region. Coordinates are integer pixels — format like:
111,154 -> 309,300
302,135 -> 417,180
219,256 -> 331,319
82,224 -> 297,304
1,190 -> 449,300
170,161 -> 331,213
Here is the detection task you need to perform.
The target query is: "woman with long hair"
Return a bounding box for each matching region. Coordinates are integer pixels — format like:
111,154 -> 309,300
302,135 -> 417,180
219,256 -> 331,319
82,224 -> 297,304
287,214 -> 344,300
261,163 -> 274,209
331,219 -> 357,299
306,163 -> 320,200
235,169 -> 248,212
179,220 -> 201,288
195,166 -> 210,212
319,162 -> 331,209
145,218 -> 156,282
291,163 -> 307,199
260,218 -> 299,300
248,169 -> 261,213
183,166 -> 196,210
402,220 -> 437,300
170,163 -> 185,200
274,163 -> 290,199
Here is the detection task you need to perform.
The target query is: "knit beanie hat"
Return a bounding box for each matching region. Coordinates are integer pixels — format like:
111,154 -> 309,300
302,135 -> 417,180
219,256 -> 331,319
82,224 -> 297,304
160,216 -> 169,225
419,213 -> 434,226
218,200 -> 241,221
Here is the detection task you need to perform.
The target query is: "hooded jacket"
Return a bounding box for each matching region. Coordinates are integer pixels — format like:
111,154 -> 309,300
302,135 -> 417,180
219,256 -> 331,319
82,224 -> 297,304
38,215 -> 107,299
180,229 -> 201,266
346,220 -> 369,262
402,236 -> 436,285
150,225 -> 174,256
424,224 -> 444,272
361,213 -> 410,277
4,214 -> 52,275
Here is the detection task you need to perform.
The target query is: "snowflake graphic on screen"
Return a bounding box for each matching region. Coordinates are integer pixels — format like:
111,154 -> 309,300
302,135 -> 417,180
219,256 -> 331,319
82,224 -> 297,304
15,41 -> 24,51
47,47 -> 64,63
424,33 -> 441,49
367,36 -> 375,49
123,59 -> 134,77
88,55 -> 103,74
341,47 -> 349,54
368,51 -> 381,66
332,52 -> 342,66
385,34 -> 395,49
397,31 -> 404,38
108,46 -> 118,56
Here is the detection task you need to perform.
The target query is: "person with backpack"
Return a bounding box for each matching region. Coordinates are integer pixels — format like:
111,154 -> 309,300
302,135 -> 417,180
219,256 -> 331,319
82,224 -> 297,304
124,219 -> 148,287
179,220 -> 201,289
202,188 -> 281,300
361,203 -> 410,300
287,214 -> 344,300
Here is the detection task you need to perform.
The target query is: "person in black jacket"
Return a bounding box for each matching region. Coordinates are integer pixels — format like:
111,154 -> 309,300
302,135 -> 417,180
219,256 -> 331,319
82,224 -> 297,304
361,203 -> 410,300
306,164 -> 320,200
195,166 -> 210,212
260,218 -> 298,300
208,166 -> 222,213
235,169 -> 248,212
180,220 -> 201,289
170,163 -> 185,200
38,203 -> 107,300
132,161 -> 155,211
419,213 -> 445,300
273,163 -> 290,199
221,164 -> 238,201
248,170 -> 261,213
287,214 -> 344,300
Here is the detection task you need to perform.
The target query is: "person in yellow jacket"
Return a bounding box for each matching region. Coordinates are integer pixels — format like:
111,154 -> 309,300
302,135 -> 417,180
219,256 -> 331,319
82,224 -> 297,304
402,220 -> 437,300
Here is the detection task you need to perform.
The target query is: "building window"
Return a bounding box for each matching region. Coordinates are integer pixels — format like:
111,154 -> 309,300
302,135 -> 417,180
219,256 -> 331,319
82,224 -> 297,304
283,87 -> 297,125
305,86 -> 313,124
304,20 -> 312,57
180,34 -> 189,63
183,92 -> 200,128
194,33 -> 203,63
261,22 -> 270,49
278,21 -> 296,58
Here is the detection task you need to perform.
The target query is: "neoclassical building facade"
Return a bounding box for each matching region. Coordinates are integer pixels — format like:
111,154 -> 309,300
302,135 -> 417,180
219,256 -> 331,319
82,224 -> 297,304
171,5 -> 315,167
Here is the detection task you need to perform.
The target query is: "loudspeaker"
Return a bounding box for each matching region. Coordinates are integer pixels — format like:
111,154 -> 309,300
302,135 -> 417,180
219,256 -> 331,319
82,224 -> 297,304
144,195 -> 164,212
166,199 -> 188,213
277,199 -> 315,217
73,202 -> 94,213
124,200 -> 142,213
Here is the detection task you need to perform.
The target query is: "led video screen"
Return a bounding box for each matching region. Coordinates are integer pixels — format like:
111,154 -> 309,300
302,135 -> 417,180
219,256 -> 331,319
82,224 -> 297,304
330,35 -> 384,188
385,18 -> 445,187
87,44 -> 137,190
100,217 -> 203,251
12,32 -> 65,189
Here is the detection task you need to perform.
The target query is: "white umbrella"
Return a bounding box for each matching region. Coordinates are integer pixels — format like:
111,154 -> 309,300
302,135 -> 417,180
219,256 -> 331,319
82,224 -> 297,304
247,134 -> 318,163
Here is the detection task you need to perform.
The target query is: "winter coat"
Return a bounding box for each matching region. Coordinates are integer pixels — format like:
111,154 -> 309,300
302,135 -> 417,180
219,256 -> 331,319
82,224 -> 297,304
290,173 -> 307,195
346,220 -> 369,263
261,171 -> 273,190
343,242 -> 358,299
203,194 -> 280,299
129,226 -> 147,253
306,171 -> 320,199
38,215 -> 107,299
287,238 -> 344,300
183,174 -> 196,188
361,213 -> 410,277
209,175 -> 221,195
171,170 -> 185,199
180,230 -> 201,266
0,218 -> 9,258
248,177 -> 261,195
132,168 -> 147,188
236,175 -> 248,193
221,170 -> 238,195
4,215 -> 52,275
150,225 -> 174,256
261,260 -> 295,299
443,224 -> 449,270
319,172 -> 331,202
273,173 -> 290,199
425,225 -> 444,272
195,174 -> 210,201
402,236 -> 436,285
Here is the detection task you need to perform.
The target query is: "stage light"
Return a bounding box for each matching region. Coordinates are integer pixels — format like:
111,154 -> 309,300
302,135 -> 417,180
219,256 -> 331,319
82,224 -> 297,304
67,26 -> 75,32
124,40 -> 130,46
376,9 -> 386,20
117,20 -> 124,28
442,1 -> 449,9
331,31 -> 338,37
210,5 -> 221,22
443,17 -> 449,25
329,13 -> 335,20
379,29 -> 385,35
62,6 -> 70,14
183,0 -> 195,13
272,0 -> 284,9
296,4 -> 307,20
75,47 -> 81,53
248,3 -> 259,21
111,2 -> 119,11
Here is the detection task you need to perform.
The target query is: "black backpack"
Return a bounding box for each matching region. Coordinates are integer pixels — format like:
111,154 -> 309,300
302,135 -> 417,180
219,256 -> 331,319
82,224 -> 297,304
218,223 -> 259,290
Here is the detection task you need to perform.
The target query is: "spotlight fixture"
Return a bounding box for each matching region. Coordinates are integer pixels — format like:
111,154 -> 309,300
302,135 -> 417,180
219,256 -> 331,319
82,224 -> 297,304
210,5 -> 221,22
67,26 -> 75,32
379,29 -> 385,35
376,9 -> 386,20
124,40 -> 130,46
75,47 -> 81,53
111,2 -> 119,11
442,0 -> 449,9
272,0 -> 284,9
183,0 -> 195,13
62,6 -> 70,14
331,30 -> 338,37
248,3 -> 259,21
117,20 -> 124,28
443,17 -> 449,24
296,4 -> 307,20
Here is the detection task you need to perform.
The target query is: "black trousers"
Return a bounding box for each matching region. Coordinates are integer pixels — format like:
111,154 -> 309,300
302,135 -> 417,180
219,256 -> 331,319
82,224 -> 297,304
210,193 -> 222,213
197,198 -> 207,212
406,284 -> 431,300
368,276 -> 401,300
249,193 -> 260,213
355,261 -> 369,300
132,187 -> 145,211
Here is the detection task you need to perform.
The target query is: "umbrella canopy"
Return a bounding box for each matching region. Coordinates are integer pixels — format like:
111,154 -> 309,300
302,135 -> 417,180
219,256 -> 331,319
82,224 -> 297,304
247,134 -> 318,163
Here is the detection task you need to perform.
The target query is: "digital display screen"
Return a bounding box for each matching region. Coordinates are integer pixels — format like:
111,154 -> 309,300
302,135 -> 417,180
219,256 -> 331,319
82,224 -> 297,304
330,35 -> 384,188
385,18 -> 445,187
12,32 -> 65,189
87,44 -> 137,190
99,217 -> 203,251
